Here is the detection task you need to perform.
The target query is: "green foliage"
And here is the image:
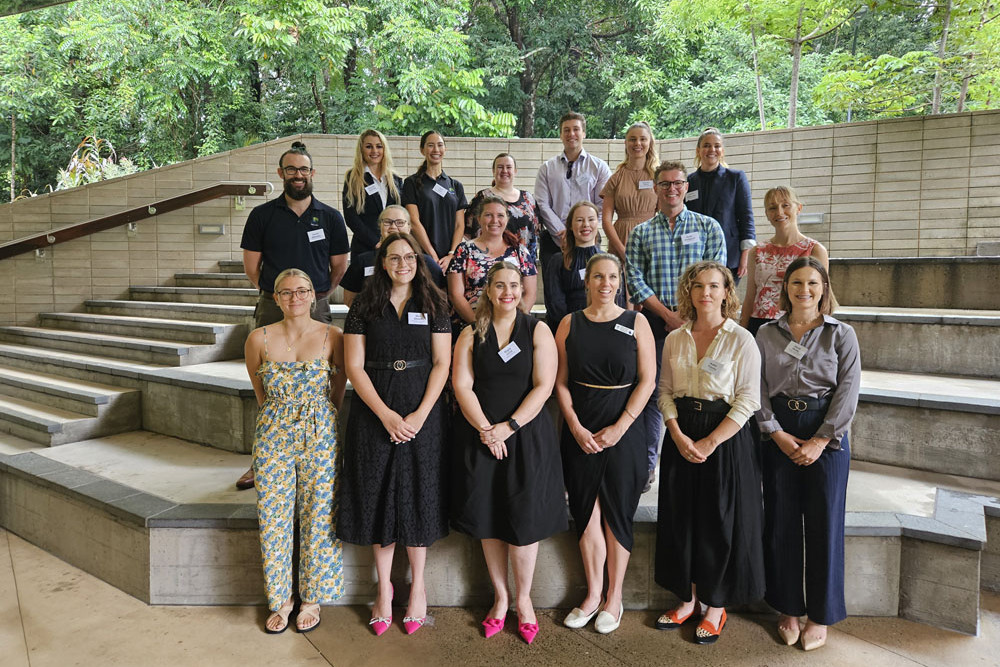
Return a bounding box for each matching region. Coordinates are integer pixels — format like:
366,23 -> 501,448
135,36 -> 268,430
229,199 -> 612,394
55,136 -> 140,190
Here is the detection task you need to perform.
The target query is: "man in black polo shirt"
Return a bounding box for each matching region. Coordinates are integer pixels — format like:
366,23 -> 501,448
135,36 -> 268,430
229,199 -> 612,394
235,141 -> 349,490
241,141 -> 350,328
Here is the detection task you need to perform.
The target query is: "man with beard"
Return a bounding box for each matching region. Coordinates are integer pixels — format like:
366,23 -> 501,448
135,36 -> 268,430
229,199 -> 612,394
241,141 -> 350,328
236,141 -> 349,490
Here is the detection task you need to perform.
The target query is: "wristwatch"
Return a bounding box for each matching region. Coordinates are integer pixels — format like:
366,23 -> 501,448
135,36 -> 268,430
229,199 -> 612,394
507,417 -> 521,432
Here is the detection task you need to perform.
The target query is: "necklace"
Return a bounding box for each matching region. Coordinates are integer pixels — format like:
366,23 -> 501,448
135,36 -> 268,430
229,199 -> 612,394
789,314 -> 821,326
282,321 -> 306,352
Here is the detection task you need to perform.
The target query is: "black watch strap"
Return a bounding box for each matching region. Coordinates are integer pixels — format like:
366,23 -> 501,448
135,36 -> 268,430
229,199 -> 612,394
508,417 -> 521,432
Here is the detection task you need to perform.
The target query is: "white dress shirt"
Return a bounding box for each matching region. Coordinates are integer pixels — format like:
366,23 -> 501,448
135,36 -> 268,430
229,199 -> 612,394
534,148 -> 611,236
364,165 -> 388,208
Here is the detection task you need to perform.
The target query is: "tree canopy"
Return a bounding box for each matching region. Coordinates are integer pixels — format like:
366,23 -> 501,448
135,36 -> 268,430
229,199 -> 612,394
2,0 -> 998,200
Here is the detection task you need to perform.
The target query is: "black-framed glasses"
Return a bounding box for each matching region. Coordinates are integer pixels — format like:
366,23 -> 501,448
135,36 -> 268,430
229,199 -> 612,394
381,219 -> 408,228
656,180 -> 686,190
282,166 -> 313,176
276,288 -> 313,299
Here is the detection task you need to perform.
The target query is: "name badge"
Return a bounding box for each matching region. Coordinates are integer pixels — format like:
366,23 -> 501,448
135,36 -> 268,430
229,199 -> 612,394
498,341 -> 521,363
408,312 -> 429,326
578,268 -> 586,280
638,180 -> 654,190
784,340 -> 808,359
364,265 -> 375,277
614,323 -> 634,337
685,190 -> 699,202
307,228 -> 326,242
365,182 -> 380,196
680,231 -> 700,246
700,357 -> 724,374
432,183 -> 449,197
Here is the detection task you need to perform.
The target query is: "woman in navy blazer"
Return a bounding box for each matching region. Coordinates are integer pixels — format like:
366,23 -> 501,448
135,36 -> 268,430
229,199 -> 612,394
686,128 -> 755,281
343,129 -> 404,262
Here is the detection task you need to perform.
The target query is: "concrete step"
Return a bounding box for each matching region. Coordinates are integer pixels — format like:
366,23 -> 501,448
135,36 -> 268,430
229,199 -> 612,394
0,395 -> 108,446
0,327 -> 236,367
217,260 -> 245,274
0,365 -> 139,419
174,273 -> 252,288
0,343 -> 165,388
854,370 -> 1000,481
86,300 -> 253,325
0,442 -> 994,635
37,313 -> 244,346
129,286 -> 258,306
836,306 -> 1000,379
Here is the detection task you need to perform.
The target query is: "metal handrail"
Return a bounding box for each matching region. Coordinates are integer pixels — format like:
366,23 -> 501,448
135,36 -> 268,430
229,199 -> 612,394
0,181 -> 272,260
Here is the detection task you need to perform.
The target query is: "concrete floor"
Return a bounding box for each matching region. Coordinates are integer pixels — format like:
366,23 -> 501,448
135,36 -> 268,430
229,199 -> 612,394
2,527 -> 998,666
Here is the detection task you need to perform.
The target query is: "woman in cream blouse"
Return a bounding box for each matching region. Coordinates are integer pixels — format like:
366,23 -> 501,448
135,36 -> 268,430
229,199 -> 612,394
653,260 -> 763,645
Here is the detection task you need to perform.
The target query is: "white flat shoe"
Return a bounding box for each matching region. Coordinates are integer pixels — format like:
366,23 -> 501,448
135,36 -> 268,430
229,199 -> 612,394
563,605 -> 599,629
594,606 -> 623,634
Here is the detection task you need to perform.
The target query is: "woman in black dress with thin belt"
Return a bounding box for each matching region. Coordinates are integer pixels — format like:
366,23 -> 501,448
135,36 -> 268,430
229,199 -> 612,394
555,253 -> 656,635
338,232 -> 452,637
452,261 -> 567,645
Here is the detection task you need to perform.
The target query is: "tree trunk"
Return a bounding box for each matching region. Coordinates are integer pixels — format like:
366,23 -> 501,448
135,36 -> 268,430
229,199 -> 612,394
9,113 -> 15,201
747,6 -> 766,131
311,79 -> 328,134
518,66 -> 537,137
931,0 -> 952,115
787,6 -> 805,129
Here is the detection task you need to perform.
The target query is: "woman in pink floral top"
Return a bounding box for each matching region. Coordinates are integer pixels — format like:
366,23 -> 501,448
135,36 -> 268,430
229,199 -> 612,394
740,186 -> 829,337
448,196 -> 537,336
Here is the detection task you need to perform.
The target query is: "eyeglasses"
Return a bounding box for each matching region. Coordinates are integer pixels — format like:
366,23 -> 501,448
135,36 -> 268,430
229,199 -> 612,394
381,219 -> 408,228
386,253 -> 418,266
282,166 -> 313,176
656,180 -> 687,190
276,288 -> 313,299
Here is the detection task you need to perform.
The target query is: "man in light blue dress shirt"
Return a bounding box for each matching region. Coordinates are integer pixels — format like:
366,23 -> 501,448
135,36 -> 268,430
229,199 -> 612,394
534,111 -> 612,268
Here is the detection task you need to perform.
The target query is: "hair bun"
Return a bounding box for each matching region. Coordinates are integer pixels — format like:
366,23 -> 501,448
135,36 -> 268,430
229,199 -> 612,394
291,141 -> 307,150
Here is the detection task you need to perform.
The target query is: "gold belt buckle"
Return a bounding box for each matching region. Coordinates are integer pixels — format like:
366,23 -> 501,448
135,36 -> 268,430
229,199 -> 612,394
788,399 -> 807,412
393,359 -> 407,371
692,399 -> 703,412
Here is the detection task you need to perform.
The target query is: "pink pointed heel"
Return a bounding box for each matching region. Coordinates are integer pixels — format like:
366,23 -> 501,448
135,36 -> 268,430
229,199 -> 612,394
482,616 -> 506,639
403,617 -> 426,635
518,620 -> 539,644
369,583 -> 393,637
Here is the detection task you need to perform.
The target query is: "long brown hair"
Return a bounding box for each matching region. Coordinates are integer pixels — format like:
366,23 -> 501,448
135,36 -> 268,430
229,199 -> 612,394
344,129 -> 400,214
355,232 -> 447,323
475,195 -> 521,248
473,261 -> 521,342
415,130 -> 443,177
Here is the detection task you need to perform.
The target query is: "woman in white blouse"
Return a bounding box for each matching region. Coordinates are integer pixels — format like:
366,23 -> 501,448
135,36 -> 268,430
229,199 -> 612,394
653,260 -> 763,645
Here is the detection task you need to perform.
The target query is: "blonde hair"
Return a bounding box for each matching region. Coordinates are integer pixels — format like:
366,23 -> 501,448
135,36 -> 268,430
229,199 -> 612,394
693,127 -> 729,169
473,261 -> 521,342
583,253 -> 622,306
764,185 -> 802,209
675,261 -> 740,321
344,129 -> 400,214
615,121 -> 659,178
273,268 -> 316,307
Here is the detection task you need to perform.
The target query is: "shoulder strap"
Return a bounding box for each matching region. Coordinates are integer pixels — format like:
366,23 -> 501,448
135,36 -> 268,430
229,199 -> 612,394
262,326 -> 270,360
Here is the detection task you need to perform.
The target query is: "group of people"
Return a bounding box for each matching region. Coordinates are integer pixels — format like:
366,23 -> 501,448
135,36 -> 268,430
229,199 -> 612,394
236,116 -> 860,652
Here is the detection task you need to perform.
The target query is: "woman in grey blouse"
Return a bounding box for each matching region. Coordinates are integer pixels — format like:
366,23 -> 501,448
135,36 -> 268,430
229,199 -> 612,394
755,256 -> 860,652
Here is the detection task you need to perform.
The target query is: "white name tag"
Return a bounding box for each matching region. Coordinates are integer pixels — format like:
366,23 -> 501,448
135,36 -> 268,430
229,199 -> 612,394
578,268 -> 587,280
638,180 -> 654,190
408,312 -> 429,326
784,340 -> 808,359
700,357 -> 724,374
432,183 -> 449,197
680,231 -> 700,246
498,341 -> 521,363
364,265 -> 375,276
685,190 -> 699,202
365,182 -> 380,195
614,323 -> 634,337
307,228 -> 326,242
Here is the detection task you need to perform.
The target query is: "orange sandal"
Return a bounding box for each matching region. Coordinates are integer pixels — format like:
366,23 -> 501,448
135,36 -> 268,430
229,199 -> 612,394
655,604 -> 697,630
694,609 -> 727,645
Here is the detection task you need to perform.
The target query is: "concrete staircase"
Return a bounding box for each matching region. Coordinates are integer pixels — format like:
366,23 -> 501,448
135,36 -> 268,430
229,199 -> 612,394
0,262 -> 252,446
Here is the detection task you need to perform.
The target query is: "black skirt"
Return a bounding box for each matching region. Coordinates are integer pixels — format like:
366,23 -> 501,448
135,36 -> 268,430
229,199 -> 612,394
654,398 -> 765,607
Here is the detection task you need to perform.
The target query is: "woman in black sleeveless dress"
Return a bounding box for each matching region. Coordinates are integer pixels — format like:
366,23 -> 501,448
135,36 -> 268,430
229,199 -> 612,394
554,253 -> 656,635
452,261 -> 567,645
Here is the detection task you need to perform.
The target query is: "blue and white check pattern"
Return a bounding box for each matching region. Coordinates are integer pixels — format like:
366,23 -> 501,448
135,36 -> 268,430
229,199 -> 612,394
625,208 -> 727,307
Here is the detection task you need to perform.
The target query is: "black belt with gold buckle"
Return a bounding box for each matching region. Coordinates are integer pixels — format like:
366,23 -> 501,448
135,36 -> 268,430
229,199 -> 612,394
365,359 -> 430,371
775,395 -> 829,412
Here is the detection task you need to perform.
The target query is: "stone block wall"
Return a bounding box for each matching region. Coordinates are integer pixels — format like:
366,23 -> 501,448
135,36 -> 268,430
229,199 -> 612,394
0,111 -> 998,325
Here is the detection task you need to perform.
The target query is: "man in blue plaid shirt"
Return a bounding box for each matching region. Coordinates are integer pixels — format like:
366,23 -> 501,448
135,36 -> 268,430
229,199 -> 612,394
625,159 -> 726,490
